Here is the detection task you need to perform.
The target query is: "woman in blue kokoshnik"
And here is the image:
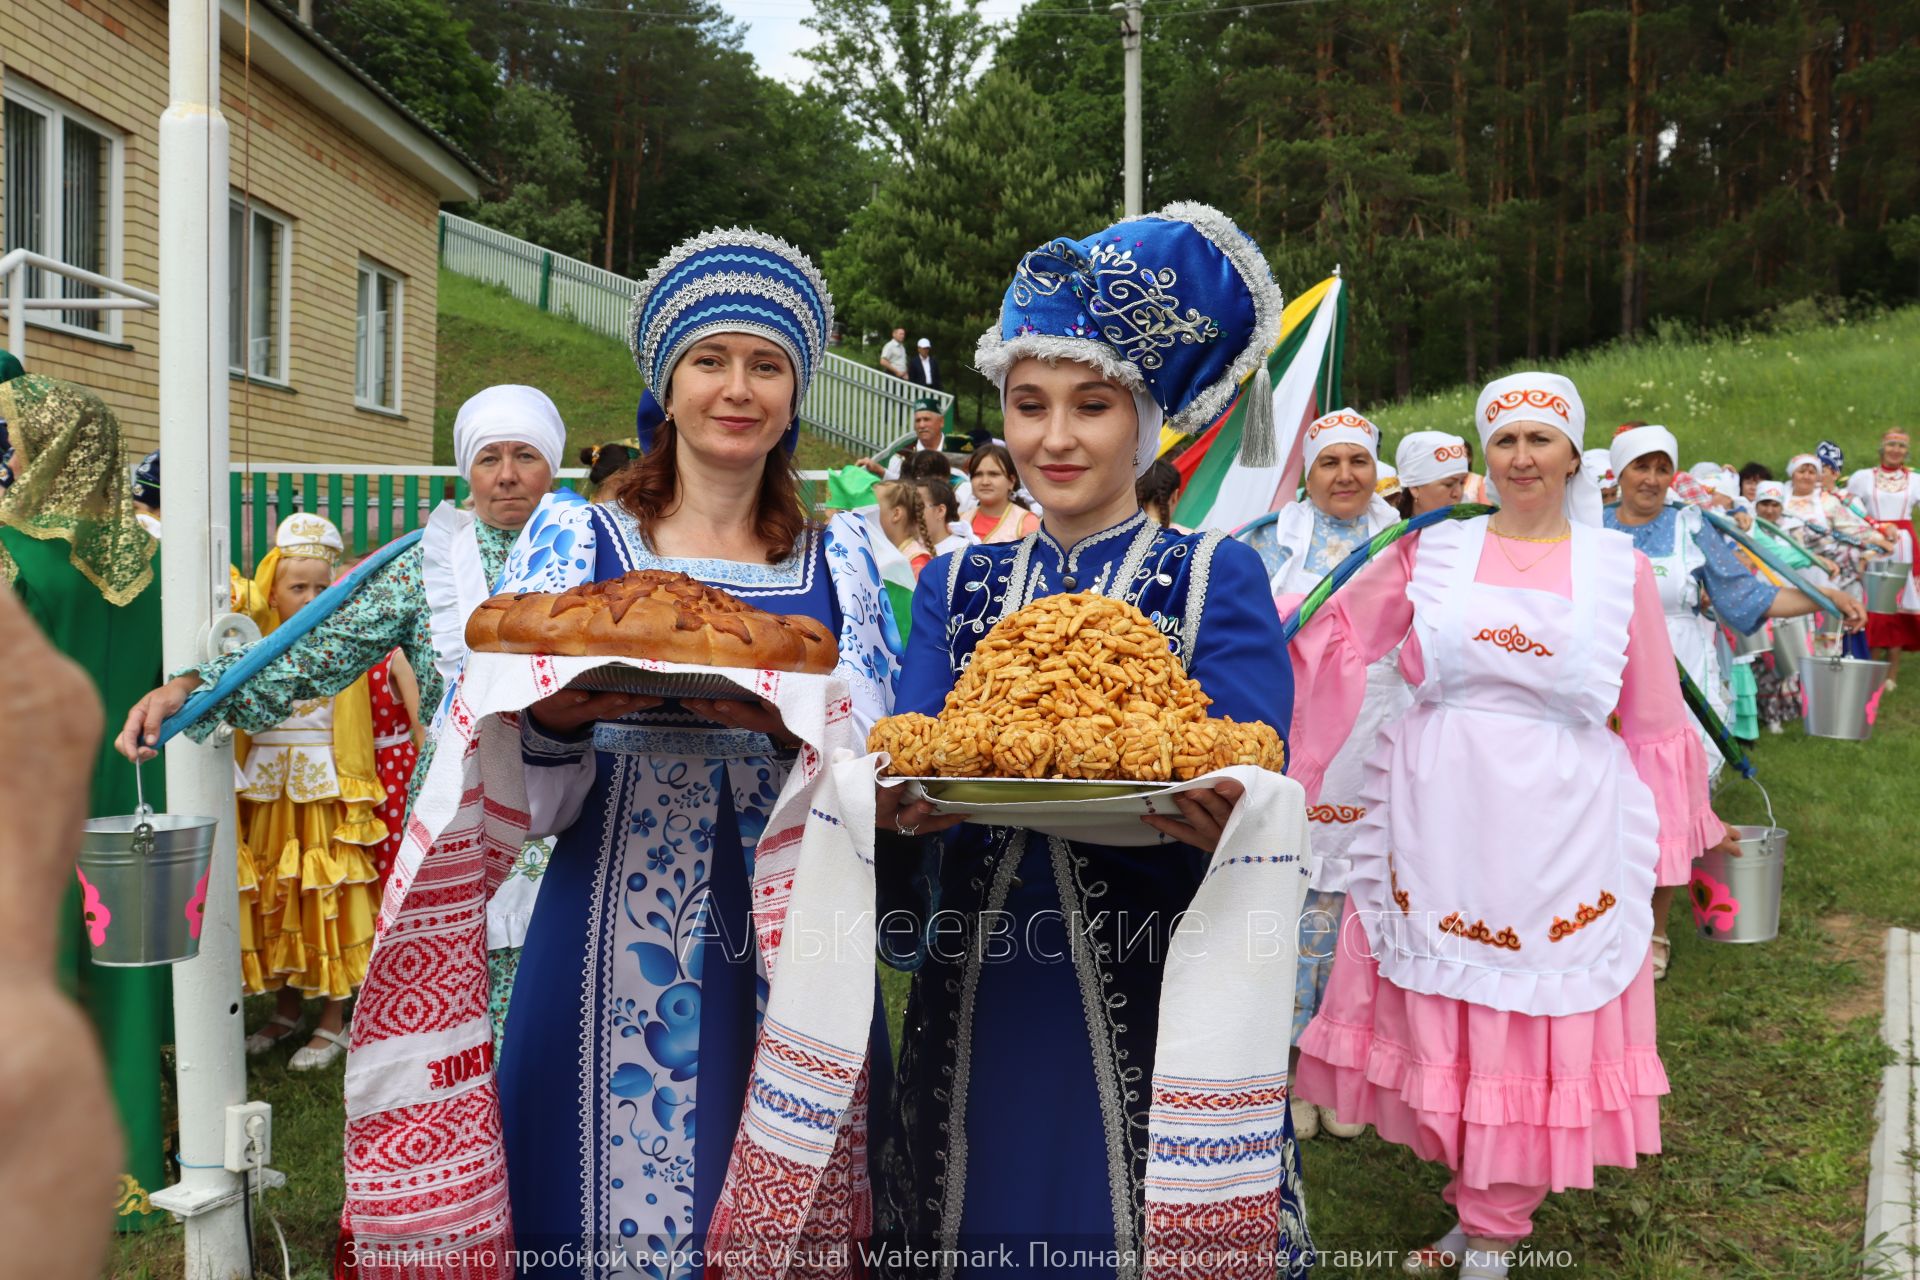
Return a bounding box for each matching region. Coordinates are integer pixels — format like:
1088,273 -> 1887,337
489,229 -> 900,1277
874,203 -> 1314,1278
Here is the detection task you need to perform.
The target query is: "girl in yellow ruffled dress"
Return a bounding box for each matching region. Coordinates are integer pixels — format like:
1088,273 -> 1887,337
234,514 -> 386,1070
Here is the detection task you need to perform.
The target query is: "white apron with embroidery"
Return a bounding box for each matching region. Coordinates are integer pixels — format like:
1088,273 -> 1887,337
1344,519 -> 1660,1017
1851,468 -> 1919,611
1269,501 -> 1411,892
1645,505 -> 1727,773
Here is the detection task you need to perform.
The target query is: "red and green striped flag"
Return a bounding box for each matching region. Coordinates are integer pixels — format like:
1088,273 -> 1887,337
1167,273 -> 1347,532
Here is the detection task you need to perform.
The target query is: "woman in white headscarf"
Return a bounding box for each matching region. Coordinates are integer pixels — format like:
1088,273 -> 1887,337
1265,409 -> 1410,1140
1394,430 -> 1473,516
1781,452 -> 1891,655
1605,425 -> 1859,978
1287,372 -> 1724,1278
119,384 -> 565,770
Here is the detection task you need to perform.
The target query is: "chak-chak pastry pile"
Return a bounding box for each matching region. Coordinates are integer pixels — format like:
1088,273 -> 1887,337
870,592 -> 1283,781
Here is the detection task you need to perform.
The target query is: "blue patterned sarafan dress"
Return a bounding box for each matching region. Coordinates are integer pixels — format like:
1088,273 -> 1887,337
491,494 -> 899,1278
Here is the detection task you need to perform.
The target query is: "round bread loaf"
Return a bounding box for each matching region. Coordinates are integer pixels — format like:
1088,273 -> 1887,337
465,569 -> 838,673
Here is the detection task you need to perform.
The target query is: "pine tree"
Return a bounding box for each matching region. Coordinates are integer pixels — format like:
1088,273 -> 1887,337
827,70 -> 1111,432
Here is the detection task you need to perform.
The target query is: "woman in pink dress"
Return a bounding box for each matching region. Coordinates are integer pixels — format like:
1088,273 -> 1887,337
1285,372 -> 1724,1278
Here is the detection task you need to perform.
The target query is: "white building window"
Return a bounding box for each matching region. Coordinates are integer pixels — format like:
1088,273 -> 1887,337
2,83 -> 123,338
355,261 -> 402,412
229,198 -> 290,382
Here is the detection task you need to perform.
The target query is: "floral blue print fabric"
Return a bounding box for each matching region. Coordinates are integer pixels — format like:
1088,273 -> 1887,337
1604,503 -> 1778,635
492,493 -> 897,1279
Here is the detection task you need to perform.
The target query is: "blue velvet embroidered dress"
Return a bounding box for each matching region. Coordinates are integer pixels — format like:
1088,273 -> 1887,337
878,515 -> 1311,1275
873,200 -> 1315,1278
493,497 -> 899,1273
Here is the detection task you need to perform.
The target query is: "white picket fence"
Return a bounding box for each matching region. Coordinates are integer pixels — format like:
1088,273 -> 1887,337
438,213 -> 945,455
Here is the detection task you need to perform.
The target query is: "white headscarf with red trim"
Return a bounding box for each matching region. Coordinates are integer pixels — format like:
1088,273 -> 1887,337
1396,431 -> 1471,488
1474,371 -> 1598,525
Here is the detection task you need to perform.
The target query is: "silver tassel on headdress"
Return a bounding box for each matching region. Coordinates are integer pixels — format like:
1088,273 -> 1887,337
1236,361 -> 1277,467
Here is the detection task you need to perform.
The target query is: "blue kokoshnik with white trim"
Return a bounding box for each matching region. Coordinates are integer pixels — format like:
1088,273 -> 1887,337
627,228 -> 833,455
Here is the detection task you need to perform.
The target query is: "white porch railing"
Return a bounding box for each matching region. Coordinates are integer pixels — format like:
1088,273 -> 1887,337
0,247 -> 160,356
438,212 -> 940,455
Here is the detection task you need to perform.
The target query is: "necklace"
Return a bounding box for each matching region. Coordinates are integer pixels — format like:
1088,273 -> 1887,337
1487,521 -> 1571,544
1487,522 -> 1566,574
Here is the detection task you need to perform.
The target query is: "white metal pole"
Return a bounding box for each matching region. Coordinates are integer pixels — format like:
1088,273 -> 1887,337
152,0 -> 250,1272
1121,0 -> 1143,216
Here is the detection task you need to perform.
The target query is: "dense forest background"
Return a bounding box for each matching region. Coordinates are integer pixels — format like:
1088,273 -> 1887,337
313,0 -> 1920,413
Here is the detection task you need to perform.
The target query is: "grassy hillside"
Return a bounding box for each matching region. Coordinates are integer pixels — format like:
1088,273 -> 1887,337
1368,304 -> 1920,470
435,270 -> 855,473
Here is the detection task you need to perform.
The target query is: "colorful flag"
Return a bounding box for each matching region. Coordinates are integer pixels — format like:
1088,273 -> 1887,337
1167,274 -> 1347,532
825,463 -> 880,513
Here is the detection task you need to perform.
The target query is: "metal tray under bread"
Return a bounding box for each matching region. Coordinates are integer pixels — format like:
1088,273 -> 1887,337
565,665 -> 760,701
887,776 -> 1200,846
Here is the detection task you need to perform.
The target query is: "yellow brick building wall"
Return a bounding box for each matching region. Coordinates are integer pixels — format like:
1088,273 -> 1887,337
0,0 -> 442,464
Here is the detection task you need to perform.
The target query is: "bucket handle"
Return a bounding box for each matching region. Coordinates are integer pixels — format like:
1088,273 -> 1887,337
130,758 -> 155,857
1747,773 -> 1776,833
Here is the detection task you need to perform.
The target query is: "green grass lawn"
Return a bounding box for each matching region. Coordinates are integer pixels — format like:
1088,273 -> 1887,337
435,270 -> 855,474
113,310 -> 1919,1278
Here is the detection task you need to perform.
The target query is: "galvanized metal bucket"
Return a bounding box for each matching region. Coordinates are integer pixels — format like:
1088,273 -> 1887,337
1691,825 -> 1787,944
77,763 -> 217,966
1727,621 -> 1771,658
1800,655 -> 1889,741
1692,778 -> 1786,945
1864,560 -> 1909,613
1770,615 -> 1809,682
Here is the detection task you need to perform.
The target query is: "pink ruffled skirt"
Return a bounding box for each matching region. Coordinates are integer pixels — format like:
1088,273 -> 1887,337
1294,901 -> 1667,1193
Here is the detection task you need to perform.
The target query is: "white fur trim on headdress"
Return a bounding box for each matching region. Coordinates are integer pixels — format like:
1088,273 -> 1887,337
1396,431 -> 1470,488
454,385 -> 566,479
1609,424 -> 1679,482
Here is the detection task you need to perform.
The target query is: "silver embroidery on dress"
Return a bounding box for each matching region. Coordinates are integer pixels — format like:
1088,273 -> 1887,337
584,756 -> 631,1261
935,832 -> 1030,1275
1050,834 -> 1142,1279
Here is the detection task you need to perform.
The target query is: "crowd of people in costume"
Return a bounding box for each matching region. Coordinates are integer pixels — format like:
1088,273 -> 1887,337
2,194 -> 1910,1280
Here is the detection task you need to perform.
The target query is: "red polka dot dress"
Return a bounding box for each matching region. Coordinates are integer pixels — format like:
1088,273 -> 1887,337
366,651 -> 418,894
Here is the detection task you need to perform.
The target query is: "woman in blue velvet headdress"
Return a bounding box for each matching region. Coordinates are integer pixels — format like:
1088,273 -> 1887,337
874,203 -> 1314,1278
